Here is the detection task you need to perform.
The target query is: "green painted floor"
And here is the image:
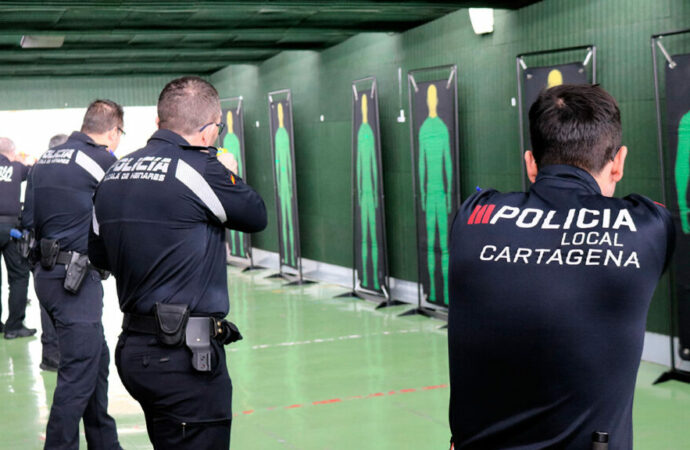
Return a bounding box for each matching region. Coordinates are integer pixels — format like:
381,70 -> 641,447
0,265 -> 689,449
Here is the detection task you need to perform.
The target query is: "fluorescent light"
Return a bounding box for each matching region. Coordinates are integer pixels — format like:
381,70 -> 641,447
468,8 -> 494,35
20,35 -> 65,48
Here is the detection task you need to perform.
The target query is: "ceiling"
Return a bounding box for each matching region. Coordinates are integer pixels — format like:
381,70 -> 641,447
0,1 -> 542,77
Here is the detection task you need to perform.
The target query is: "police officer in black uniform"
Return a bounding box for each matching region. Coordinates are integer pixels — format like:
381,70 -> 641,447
0,137 -> 35,338
89,76 -> 267,449
28,101 -> 122,449
448,84 -> 674,449
23,134 -> 69,370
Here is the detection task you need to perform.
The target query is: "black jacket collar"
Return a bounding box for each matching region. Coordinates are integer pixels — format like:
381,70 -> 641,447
532,164 -> 602,195
68,131 -> 106,149
148,129 -> 216,154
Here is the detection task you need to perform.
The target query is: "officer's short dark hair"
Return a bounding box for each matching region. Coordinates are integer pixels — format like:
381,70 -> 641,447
157,76 -> 221,135
529,84 -> 622,174
81,100 -> 124,135
49,134 -> 68,148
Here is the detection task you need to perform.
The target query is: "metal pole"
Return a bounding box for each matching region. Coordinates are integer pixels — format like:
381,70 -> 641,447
651,36 -> 676,373
591,46 -> 597,84
517,44 -> 594,59
267,93 -> 283,278
516,56 -> 527,191
350,82 -> 357,294
371,78 -> 392,298
408,73 -> 423,311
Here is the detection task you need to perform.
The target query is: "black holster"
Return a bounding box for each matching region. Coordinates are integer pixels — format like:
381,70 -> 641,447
153,303 -> 190,347
40,239 -> 60,269
63,252 -> 90,294
17,230 -> 35,259
186,317 -> 213,372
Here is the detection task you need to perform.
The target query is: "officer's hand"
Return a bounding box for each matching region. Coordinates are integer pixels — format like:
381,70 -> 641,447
217,152 -> 239,175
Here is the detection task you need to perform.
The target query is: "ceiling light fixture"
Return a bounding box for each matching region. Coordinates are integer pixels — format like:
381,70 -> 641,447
20,35 -> 65,48
468,8 -> 494,35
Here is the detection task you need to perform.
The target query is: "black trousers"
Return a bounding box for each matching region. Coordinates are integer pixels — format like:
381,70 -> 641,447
34,266 -> 120,450
0,223 -> 30,331
40,303 -> 60,364
116,331 -> 233,449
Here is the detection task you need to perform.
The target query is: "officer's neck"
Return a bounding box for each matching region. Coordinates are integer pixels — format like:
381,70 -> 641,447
179,133 -> 208,147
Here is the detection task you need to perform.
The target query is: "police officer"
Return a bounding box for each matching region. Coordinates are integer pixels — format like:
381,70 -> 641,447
0,137 -> 35,339
89,76 -> 267,449
23,134 -> 69,370
447,84 -> 674,449
28,101 -> 122,449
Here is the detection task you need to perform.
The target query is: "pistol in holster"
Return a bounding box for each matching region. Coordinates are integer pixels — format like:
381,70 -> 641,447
38,239 -> 91,294
12,229 -> 35,259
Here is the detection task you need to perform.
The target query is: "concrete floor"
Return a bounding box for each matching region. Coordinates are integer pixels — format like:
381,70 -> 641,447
0,265 -> 688,449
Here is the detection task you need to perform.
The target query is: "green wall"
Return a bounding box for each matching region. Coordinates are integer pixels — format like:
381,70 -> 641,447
211,0 -> 690,334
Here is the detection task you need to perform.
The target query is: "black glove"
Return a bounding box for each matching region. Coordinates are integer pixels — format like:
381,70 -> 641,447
217,320 -> 243,345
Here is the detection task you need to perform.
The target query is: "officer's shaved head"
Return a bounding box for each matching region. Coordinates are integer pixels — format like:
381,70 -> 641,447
158,76 -> 221,136
81,99 -> 124,135
0,137 -> 16,157
529,84 -> 621,174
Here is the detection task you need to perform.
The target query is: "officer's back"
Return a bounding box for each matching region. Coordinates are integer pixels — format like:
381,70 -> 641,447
447,85 -> 674,450
91,130 -> 266,315
0,138 -> 29,222
30,129 -> 116,254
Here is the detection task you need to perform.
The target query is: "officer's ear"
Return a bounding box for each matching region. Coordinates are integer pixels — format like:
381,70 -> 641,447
155,116 -> 160,129
524,150 -> 538,183
611,145 -> 627,183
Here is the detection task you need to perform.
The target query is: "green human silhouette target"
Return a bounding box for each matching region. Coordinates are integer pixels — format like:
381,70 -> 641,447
353,85 -> 388,294
409,74 -> 460,308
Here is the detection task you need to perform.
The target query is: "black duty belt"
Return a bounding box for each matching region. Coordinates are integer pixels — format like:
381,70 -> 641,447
123,313 -> 224,339
56,251 -> 73,266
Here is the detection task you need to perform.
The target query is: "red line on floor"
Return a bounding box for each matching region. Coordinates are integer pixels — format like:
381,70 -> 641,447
234,383 -> 448,418
422,384 -> 448,390
312,398 -> 341,405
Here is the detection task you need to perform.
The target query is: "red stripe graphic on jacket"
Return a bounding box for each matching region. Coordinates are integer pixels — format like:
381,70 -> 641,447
468,204 -> 496,225
467,205 -> 481,224
474,205 -> 489,224
481,204 -> 495,224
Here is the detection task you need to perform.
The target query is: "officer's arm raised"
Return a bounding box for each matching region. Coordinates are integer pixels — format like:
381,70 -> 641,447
205,157 -> 267,233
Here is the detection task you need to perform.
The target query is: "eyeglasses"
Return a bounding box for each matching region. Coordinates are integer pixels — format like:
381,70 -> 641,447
117,127 -> 126,136
199,122 -> 225,134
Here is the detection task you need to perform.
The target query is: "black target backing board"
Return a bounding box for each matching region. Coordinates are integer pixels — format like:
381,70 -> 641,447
522,62 -> 589,150
516,46 -> 596,191
409,72 -> 460,308
665,53 -> 690,360
218,100 -> 250,259
352,81 -> 389,294
268,91 -> 301,272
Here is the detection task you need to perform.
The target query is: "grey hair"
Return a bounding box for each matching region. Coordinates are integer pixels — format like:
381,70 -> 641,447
49,134 -> 69,148
0,137 -> 16,157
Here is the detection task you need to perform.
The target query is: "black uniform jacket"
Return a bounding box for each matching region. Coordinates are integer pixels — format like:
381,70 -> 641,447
89,129 -> 267,317
25,132 -> 115,254
448,164 -> 674,449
